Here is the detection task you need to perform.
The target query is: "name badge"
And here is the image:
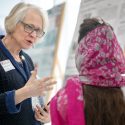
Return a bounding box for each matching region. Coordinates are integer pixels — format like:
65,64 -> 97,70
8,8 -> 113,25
0,60 -> 15,72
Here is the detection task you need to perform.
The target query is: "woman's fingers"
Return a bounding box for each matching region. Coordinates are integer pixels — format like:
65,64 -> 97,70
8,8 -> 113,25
25,75 -> 56,97
44,104 -> 49,111
34,108 -> 42,121
36,105 -> 48,116
39,77 -> 56,91
40,76 -> 53,82
40,77 -> 56,83
35,105 -> 50,123
30,65 -> 38,79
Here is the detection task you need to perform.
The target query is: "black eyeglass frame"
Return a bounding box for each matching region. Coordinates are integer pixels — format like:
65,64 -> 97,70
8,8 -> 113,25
20,21 -> 45,38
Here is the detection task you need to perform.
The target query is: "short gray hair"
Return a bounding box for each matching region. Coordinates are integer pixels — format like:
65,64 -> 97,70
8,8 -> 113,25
5,2 -> 48,34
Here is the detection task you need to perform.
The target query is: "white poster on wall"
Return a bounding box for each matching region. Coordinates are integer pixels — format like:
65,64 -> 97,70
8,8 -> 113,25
64,0 -> 125,79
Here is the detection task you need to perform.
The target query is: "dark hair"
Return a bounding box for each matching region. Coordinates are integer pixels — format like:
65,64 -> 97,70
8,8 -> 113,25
84,85 -> 125,125
79,18 -> 125,125
78,17 -> 113,43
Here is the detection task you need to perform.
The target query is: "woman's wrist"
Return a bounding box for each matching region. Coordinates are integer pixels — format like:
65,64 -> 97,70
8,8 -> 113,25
15,86 -> 31,104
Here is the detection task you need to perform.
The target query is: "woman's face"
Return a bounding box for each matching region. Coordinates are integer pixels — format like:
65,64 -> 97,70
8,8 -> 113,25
12,9 -> 43,49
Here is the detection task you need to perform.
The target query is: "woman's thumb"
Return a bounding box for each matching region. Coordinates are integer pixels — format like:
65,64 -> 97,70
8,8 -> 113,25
31,69 -> 37,79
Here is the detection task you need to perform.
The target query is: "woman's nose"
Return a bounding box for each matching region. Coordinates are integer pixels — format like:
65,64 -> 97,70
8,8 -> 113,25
29,30 -> 37,38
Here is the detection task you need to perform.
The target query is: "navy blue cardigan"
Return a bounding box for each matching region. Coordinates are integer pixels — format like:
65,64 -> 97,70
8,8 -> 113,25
0,36 -> 41,125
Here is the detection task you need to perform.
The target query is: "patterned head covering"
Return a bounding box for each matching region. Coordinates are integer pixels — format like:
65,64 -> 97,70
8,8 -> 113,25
50,24 -> 125,125
75,25 -> 125,87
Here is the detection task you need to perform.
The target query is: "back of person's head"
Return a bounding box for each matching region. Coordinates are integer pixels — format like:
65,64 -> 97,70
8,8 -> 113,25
75,17 -> 125,125
5,2 -> 48,34
78,17 -> 113,43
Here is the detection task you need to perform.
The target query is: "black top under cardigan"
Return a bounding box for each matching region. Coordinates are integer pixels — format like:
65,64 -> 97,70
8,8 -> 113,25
0,36 -> 41,125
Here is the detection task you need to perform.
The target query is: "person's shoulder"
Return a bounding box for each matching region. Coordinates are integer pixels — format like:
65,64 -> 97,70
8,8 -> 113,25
66,75 -> 80,85
64,75 -> 82,90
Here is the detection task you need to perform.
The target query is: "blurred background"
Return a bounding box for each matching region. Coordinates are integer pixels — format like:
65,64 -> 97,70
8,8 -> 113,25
0,0 -> 125,124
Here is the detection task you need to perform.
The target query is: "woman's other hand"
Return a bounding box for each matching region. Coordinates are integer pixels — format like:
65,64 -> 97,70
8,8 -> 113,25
34,104 -> 50,123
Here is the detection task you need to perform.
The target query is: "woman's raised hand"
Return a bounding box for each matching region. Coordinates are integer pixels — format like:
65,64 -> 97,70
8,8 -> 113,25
15,68 -> 56,105
25,69 -> 56,97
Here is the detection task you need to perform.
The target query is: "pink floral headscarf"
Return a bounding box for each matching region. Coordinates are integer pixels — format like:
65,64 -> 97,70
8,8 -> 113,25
50,25 -> 125,125
75,25 -> 125,87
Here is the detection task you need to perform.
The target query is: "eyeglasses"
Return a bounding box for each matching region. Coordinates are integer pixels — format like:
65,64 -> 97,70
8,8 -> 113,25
20,21 -> 45,38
